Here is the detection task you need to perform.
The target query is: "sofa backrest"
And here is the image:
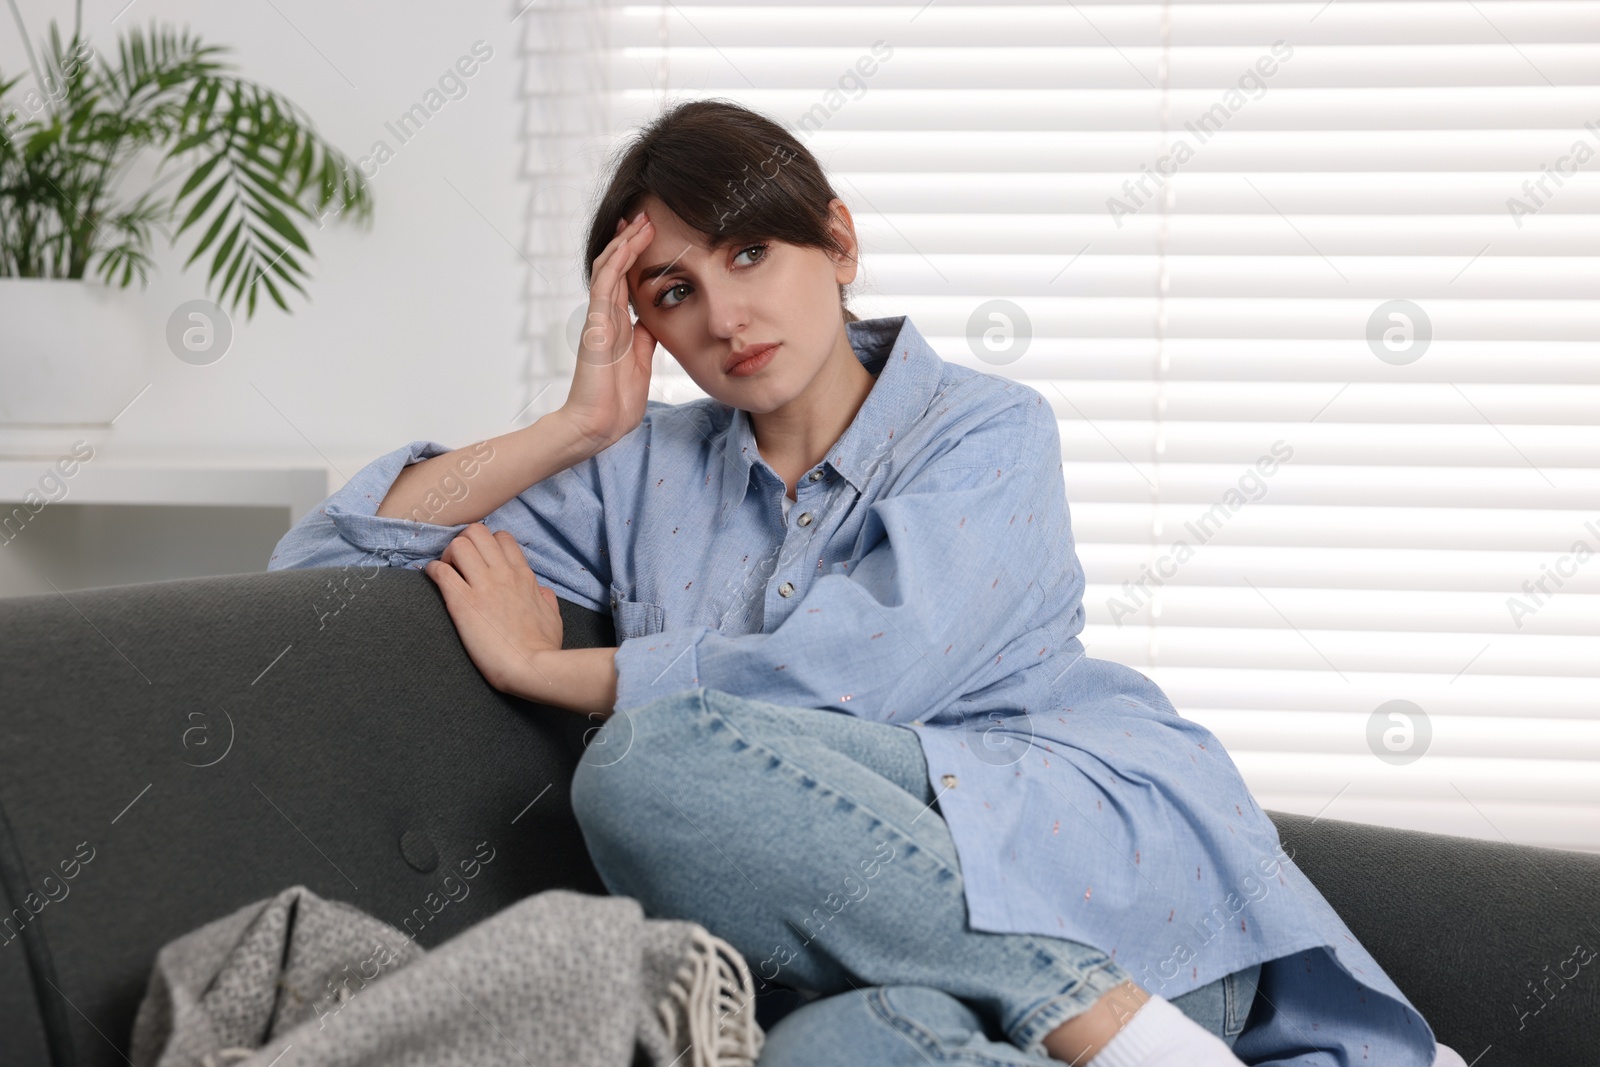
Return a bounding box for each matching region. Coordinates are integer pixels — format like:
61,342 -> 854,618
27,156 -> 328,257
0,568 -> 612,1067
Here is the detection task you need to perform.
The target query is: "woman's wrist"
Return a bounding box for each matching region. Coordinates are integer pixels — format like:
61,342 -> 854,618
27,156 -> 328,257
552,406 -> 629,458
540,407 -> 595,456
504,646 -> 620,720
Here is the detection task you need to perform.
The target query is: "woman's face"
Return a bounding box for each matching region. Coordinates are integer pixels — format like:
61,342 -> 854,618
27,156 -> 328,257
623,193 -> 859,411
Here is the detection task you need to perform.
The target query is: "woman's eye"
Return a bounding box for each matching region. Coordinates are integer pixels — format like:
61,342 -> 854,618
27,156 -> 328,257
651,243 -> 769,309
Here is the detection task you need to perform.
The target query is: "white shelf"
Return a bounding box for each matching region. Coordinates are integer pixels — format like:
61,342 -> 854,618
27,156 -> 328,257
0,457 -> 330,523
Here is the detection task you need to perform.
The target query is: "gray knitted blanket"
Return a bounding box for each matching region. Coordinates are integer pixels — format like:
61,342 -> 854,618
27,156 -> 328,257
128,885 -> 764,1067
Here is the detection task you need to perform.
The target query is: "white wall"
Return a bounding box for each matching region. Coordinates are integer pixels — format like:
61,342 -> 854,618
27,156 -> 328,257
3,0 -> 542,467
2,0 -> 559,593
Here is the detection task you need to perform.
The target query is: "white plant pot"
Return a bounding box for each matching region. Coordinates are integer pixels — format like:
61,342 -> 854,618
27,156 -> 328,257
0,278 -> 150,458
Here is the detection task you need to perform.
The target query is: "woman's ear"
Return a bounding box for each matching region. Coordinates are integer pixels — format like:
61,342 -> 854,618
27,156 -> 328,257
826,197 -> 860,285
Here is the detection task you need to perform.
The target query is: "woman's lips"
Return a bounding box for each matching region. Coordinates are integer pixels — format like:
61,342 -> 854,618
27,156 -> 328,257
726,342 -> 779,376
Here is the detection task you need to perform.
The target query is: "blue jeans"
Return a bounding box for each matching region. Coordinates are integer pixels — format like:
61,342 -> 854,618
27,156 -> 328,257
570,687 -> 1261,1062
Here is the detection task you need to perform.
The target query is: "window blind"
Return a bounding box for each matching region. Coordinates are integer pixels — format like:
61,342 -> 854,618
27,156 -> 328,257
521,0 -> 1600,853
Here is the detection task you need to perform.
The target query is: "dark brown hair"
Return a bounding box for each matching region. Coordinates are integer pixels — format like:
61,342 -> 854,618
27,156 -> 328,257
582,98 -> 859,323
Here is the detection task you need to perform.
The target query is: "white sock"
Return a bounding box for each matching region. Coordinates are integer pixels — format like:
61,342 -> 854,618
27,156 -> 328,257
1089,993 -> 1246,1067
1432,1042 -> 1469,1067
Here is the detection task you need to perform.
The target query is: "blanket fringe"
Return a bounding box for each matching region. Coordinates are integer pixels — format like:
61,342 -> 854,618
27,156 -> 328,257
200,1050 -> 256,1067
656,926 -> 764,1067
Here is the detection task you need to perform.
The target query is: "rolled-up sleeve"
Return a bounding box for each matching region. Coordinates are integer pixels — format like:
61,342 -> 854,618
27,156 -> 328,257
611,397 -> 1070,723
267,438 -> 612,615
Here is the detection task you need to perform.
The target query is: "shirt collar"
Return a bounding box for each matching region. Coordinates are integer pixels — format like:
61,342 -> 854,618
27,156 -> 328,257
717,315 -> 945,522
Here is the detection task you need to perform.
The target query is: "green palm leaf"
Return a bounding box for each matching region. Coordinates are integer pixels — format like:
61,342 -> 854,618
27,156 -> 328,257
0,16 -> 371,317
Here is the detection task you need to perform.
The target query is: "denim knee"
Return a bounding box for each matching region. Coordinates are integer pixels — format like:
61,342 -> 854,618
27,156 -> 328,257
569,687 -> 705,841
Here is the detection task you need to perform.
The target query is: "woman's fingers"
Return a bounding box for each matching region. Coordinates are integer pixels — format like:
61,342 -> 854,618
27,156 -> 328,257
583,214 -> 653,363
442,523 -> 498,584
440,540 -> 485,586
462,523 -> 508,568
606,218 -> 653,307
441,524 -> 542,588
491,528 -> 531,572
589,225 -> 623,283
423,558 -> 466,599
631,315 -> 658,368
591,213 -> 652,296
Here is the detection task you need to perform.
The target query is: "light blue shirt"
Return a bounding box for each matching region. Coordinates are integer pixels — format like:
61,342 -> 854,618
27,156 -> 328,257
269,315 -> 1438,1064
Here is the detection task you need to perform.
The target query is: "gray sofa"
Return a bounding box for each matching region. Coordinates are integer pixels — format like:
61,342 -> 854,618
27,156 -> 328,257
1,566 -> 1595,1066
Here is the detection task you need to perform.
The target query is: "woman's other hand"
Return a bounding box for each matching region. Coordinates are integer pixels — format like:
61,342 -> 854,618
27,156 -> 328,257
561,211 -> 659,450
424,523 -> 564,695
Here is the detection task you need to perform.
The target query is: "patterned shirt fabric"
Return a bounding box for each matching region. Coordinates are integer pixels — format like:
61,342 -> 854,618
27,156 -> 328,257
269,315 -> 1438,1064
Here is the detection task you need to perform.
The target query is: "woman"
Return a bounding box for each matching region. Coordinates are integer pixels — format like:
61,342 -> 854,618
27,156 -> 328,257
268,100 -> 1463,1067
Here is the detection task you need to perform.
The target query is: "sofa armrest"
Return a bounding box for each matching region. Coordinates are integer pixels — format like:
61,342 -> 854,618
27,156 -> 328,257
1264,809 -> 1599,1065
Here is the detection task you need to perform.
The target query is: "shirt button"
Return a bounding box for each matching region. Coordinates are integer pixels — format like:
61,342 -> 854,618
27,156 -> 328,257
797,511 -> 813,527
778,581 -> 795,597
808,469 -> 824,482
941,774 -> 959,788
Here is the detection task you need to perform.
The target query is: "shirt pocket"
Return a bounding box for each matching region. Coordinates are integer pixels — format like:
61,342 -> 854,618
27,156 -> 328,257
608,582 -> 666,641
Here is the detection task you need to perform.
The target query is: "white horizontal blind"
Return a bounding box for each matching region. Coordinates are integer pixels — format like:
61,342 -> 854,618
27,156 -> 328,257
522,1 -> 1600,853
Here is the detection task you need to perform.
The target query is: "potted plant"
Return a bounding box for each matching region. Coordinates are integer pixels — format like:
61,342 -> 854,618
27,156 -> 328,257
0,4 -> 371,456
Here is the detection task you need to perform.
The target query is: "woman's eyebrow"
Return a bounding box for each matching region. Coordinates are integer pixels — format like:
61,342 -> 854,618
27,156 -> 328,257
637,243 -> 699,284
